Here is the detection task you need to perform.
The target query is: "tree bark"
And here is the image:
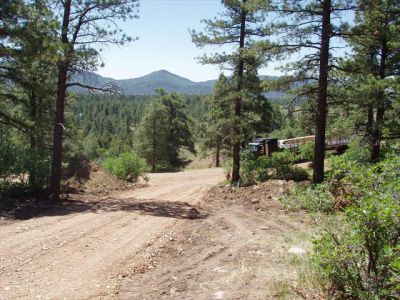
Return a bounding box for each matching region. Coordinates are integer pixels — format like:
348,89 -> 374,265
312,0 -> 331,184
215,141 -> 220,168
29,89 -> 37,187
370,39 -> 388,162
231,2 -> 246,184
50,0 -> 71,200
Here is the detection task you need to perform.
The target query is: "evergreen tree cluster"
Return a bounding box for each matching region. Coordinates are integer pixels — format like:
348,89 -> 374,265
69,92 -> 206,167
0,0 -> 398,197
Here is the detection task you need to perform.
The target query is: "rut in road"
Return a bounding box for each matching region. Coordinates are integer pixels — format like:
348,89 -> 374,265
0,168 -> 223,299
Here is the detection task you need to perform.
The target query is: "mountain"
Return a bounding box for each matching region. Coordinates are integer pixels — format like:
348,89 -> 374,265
73,70 -> 290,102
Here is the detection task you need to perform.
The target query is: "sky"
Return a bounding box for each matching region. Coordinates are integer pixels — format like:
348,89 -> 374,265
96,0 -> 353,82
97,0 -> 284,82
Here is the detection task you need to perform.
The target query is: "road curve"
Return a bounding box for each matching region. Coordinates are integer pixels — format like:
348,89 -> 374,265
0,168 -> 223,299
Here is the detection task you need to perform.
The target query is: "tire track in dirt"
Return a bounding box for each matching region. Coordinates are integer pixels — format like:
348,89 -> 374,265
117,181 -> 317,300
0,168 -> 223,299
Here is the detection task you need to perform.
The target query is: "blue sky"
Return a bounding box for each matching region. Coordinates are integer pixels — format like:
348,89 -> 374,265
97,0 -> 226,82
96,0 -> 352,82
97,0 -> 286,82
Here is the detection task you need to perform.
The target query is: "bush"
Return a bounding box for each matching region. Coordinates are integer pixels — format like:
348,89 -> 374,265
286,166 -> 310,182
270,150 -> 297,179
239,152 -> 273,185
342,136 -> 371,163
298,142 -> 314,162
102,152 -> 148,183
238,150 -> 309,186
281,182 -> 335,213
0,139 -> 20,181
23,149 -> 51,188
0,139 -> 51,189
312,149 -> 400,299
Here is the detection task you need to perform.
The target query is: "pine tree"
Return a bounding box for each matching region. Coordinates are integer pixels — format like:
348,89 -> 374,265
201,74 -> 234,167
135,100 -> 170,171
191,0 -> 273,184
0,0 -> 58,188
135,90 -> 196,171
344,0 -> 400,161
273,0 -> 355,183
49,0 -> 139,200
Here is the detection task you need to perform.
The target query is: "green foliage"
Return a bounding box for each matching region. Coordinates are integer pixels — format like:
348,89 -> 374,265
341,136 -> 371,163
280,183 -> 335,213
0,138 -> 19,180
298,142 -> 314,162
69,93 -> 207,163
313,147 -> 400,299
0,137 -> 51,189
270,150 -> 297,179
239,150 -> 309,186
269,126 -> 306,139
102,152 -> 148,183
134,100 -> 170,171
327,137 -> 374,181
134,90 -> 196,171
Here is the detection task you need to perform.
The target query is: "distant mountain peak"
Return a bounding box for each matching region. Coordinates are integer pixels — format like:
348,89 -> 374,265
72,70 -> 288,102
144,69 -> 194,83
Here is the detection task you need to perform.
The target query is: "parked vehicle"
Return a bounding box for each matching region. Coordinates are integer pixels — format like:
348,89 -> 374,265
245,135 -> 349,158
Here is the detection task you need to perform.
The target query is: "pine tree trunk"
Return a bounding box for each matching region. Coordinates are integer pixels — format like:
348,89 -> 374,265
231,5 -> 246,184
370,40 -> 388,162
50,0 -> 71,200
215,142 -> 220,167
29,89 -> 37,187
371,105 -> 384,162
152,120 -> 156,172
50,64 -> 68,200
312,0 -> 331,184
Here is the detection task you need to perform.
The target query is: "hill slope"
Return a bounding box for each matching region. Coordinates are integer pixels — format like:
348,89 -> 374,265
73,70 -> 290,102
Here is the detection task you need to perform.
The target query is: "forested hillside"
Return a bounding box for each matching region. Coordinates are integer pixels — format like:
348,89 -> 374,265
70,93 -> 208,160
73,70 -> 289,102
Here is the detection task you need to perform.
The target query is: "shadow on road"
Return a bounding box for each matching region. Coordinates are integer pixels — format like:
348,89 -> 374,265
0,197 -> 204,221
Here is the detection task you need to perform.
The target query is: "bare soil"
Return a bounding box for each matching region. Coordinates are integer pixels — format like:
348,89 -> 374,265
0,168 -> 319,299
117,180 -> 320,300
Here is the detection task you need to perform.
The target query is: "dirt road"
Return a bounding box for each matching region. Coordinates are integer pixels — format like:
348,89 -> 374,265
0,168 -> 224,299
117,180 -> 317,300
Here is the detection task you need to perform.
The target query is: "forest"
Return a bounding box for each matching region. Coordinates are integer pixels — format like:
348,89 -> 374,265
1,0 -> 399,298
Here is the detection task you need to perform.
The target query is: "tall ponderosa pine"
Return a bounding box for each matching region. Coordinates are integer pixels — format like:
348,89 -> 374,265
0,0 -> 58,188
274,0 -> 355,183
344,0 -> 400,161
191,0 -> 273,184
50,0 -> 139,200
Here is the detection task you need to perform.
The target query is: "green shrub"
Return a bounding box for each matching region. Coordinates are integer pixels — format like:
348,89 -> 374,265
238,150 -> 308,186
298,142 -> 314,161
0,139 -> 19,180
0,139 -> 51,189
23,149 -> 51,188
281,182 -> 335,213
270,150 -> 297,180
102,152 -> 148,183
342,136 -> 371,163
239,152 -> 273,185
313,149 -> 400,299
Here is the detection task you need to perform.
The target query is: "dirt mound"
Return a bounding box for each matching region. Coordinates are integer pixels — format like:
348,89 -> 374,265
63,157 -> 129,193
203,180 -> 296,211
